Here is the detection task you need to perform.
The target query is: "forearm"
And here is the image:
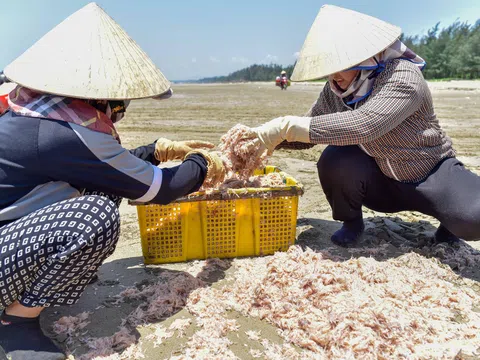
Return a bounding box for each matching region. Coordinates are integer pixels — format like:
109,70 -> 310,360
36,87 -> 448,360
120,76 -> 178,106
309,110 -> 382,145
129,142 -> 159,165
151,154 -> 207,205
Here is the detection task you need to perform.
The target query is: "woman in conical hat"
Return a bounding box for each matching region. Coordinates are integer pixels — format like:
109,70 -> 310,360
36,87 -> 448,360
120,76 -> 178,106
240,5 -> 480,246
0,3 -> 224,359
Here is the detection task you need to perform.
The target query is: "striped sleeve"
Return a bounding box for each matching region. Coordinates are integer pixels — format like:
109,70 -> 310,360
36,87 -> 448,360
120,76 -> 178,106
308,62 -> 425,145
37,123 -> 206,204
61,124 -> 163,202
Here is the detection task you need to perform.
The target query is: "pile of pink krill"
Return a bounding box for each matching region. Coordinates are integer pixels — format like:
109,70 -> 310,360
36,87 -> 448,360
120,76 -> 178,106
202,124 -> 285,191
55,246 -> 480,359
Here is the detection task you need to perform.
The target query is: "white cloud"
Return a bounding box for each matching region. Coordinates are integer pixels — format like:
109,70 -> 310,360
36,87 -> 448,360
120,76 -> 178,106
191,57 -> 197,63
293,51 -> 300,59
231,56 -> 249,64
209,56 -> 220,63
259,54 -> 279,64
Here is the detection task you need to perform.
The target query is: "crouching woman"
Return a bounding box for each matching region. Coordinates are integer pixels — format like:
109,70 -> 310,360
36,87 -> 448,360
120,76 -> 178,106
242,5 -> 480,246
0,4 -> 224,360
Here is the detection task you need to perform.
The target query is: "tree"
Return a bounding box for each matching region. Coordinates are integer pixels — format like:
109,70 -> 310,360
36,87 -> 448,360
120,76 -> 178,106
200,19 -> 480,82
403,20 -> 480,79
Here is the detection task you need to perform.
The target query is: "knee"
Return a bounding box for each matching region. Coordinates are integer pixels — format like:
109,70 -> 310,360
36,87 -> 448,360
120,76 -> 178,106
460,227 -> 480,242
317,145 -> 368,182
445,210 -> 480,241
450,226 -> 480,241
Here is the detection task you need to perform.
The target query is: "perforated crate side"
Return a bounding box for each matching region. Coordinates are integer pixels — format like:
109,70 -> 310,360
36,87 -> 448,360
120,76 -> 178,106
201,200 -> 239,258
137,203 -> 187,264
135,166 -> 302,264
257,195 -> 298,256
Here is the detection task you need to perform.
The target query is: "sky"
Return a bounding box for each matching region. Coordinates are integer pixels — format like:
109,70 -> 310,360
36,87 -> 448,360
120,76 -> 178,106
1,0 -> 479,80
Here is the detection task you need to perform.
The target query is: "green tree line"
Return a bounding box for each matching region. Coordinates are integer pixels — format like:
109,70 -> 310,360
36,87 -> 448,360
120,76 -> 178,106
199,19 -> 480,82
401,20 -> 480,79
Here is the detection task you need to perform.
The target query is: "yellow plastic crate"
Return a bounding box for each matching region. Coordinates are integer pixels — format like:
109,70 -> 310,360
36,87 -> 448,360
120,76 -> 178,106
135,166 -> 303,264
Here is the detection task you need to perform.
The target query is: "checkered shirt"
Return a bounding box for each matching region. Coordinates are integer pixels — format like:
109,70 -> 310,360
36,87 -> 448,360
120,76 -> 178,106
280,59 -> 455,183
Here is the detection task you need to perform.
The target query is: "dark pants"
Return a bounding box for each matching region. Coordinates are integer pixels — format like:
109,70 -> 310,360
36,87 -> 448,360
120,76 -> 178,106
318,146 -> 480,241
0,192 -> 121,308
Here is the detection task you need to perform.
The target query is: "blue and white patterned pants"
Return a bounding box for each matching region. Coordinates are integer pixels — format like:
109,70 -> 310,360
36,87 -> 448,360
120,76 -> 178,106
0,193 -> 121,308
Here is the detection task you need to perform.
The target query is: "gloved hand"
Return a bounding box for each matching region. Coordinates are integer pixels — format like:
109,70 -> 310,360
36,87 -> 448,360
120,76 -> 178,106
185,149 -> 226,186
155,138 -> 215,163
250,116 -> 312,153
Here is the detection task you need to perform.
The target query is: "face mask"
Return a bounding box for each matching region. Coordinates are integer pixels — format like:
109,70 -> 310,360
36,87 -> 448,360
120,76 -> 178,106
87,99 -> 130,123
106,100 -> 130,123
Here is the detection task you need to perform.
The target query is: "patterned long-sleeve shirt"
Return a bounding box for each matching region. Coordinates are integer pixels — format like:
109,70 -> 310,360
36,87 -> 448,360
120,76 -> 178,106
280,59 -> 455,183
0,111 -> 207,225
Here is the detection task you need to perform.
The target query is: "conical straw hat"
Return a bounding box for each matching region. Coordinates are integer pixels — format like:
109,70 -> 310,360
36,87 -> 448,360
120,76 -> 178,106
4,3 -> 171,100
291,5 -> 401,82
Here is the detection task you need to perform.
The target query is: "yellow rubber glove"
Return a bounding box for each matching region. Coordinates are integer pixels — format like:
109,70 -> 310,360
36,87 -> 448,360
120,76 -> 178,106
154,138 -> 215,163
185,149 -> 226,186
251,116 -> 312,153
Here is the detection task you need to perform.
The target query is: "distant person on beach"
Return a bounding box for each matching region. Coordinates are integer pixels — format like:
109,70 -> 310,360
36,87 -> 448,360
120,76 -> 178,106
276,70 -> 289,89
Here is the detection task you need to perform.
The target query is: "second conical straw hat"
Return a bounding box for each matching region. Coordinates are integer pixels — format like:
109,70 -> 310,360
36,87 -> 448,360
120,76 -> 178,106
291,5 -> 401,81
4,3 -> 171,100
